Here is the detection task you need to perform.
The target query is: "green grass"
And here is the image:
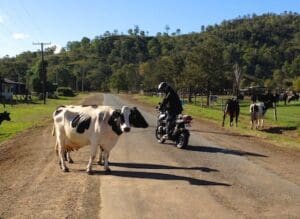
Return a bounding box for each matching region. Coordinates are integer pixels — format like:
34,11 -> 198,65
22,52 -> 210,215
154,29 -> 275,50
134,94 -> 300,149
0,94 -> 89,143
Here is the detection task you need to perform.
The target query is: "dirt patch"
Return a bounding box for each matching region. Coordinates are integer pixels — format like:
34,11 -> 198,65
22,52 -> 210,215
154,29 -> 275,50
0,93 -> 104,218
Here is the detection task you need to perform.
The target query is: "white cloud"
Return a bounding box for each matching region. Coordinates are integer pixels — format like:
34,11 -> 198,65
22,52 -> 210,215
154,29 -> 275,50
54,44 -> 62,54
12,32 -> 30,40
46,44 -> 63,54
0,16 -> 4,24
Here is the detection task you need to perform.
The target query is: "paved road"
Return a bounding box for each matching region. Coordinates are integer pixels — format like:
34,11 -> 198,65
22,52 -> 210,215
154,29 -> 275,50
0,93 -> 299,218
101,93 -> 300,219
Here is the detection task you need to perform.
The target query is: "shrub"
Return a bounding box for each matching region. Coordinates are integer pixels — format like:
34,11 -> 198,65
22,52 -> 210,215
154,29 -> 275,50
56,87 -> 76,97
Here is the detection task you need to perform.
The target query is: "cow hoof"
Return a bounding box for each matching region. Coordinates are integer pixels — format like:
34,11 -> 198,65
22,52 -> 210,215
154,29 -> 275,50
87,170 -> 93,175
63,168 -> 69,172
68,159 -> 74,164
104,168 -> 111,174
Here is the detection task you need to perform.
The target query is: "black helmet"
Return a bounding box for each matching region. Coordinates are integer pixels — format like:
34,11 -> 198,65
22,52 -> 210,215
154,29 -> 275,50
158,82 -> 168,92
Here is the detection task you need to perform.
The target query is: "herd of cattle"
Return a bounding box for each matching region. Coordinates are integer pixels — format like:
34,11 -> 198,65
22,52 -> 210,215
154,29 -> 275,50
222,97 -> 274,129
222,92 -> 299,129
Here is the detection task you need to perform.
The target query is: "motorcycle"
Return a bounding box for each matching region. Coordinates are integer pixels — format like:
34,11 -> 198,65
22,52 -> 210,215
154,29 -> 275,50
155,105 -> 192,149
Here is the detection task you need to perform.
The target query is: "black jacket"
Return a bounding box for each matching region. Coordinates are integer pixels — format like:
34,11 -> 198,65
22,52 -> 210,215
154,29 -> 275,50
160,87 -> 183,115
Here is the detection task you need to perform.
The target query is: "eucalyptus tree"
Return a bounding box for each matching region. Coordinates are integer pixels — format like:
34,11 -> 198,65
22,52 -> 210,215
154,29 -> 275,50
185,34 -> 225,105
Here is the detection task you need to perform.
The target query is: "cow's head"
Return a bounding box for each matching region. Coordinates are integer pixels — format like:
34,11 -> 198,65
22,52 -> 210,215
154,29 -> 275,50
120,106 -> 131,133
108,106 -> 148,135
0,111 -> 11,122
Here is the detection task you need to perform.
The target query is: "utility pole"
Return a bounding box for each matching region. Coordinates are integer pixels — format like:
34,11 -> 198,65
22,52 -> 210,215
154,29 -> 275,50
33,42 -> 51,104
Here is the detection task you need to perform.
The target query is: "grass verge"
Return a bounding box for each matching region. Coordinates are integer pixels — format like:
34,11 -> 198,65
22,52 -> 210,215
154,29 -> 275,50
0,93 -> 89,143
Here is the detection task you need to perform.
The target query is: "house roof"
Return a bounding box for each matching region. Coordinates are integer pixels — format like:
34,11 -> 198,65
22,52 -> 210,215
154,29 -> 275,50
3,78 -> 25,85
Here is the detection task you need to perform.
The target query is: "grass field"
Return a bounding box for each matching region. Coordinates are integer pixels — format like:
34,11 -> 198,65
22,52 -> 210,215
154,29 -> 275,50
0,94 -> 88,143
134,94 -> 300,149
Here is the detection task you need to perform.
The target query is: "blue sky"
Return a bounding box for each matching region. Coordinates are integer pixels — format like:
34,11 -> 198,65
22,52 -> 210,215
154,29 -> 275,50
0,0 -> 299,57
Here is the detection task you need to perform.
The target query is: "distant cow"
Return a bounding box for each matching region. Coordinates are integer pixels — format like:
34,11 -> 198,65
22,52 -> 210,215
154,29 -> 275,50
0,111 -> 11,125
52,105 -> 148,174
222,98 -> 240,127
209,95 -> 218,105
249,101 -> 273,129
287,93 -> 299,103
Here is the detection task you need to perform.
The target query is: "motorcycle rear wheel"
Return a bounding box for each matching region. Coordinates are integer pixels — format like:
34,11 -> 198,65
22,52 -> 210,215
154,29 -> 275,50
176,132 -> 189,149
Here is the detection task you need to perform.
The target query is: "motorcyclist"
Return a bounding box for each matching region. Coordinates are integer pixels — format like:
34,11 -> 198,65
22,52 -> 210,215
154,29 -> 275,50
157,82 -> 183,139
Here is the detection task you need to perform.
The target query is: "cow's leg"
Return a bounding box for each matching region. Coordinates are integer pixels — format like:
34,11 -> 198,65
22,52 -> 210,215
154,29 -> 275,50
235,115 -> 238,127
97,146 -> 104,165
55,141 -> 59,156
57,135 -> 69,172
103,151 -> 111,173
250,115 -> 254,129
63,151 -> 68,161
230,115 -> 233,127
261,118 -> 264,128
86,143 -> 98,175
222,113 -> 226,127
66,152 -> 74,163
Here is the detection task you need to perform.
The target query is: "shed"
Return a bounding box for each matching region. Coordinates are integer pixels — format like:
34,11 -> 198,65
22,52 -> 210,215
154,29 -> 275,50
0,78 -> 26,100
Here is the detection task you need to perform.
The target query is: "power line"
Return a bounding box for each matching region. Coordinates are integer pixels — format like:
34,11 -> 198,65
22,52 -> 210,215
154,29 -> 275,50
33,42 -> 51,104
18,0 -> 44,40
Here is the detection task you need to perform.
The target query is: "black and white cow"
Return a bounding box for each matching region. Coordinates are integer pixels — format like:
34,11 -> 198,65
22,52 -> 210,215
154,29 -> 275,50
0,111 -> 11,125
52,105 -> 148,174
287,93 -> 299,103
249,101 -> 273,129
222,98 -> 240,127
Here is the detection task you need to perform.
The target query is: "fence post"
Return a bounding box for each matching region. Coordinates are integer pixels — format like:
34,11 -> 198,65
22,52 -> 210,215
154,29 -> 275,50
274,102 -> 278,121
221,98 -> 223,111
200,96 -> 203,107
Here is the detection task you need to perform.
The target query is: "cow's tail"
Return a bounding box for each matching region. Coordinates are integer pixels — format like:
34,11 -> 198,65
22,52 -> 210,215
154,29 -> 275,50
55,141 -> 58,156
52,124 -> 55,136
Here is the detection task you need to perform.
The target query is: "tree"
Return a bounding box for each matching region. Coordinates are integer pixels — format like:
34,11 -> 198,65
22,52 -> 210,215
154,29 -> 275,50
273,69 -> 284,89
31,59 -> 48,93
293,76 -> 300,91
147,38 -> 161,58
109,70 -> 127,92
185,34 -> 225,106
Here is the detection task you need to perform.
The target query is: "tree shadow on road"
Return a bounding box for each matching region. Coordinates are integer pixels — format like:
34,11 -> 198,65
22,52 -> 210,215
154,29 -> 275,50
93,170 -> 231,186
184,145 -> 268,157
109,162 -> 218,172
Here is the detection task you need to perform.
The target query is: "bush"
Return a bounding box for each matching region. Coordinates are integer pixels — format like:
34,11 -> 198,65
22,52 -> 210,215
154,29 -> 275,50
56,87 -> 76,97
48,92 -> 59,99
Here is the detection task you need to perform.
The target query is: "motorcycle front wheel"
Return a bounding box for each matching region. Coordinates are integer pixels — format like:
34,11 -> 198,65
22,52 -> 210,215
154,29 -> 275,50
155,127 -> 165,144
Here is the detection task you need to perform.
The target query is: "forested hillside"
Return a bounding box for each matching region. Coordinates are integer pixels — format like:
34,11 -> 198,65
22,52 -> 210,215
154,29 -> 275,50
0,12 -> 299,95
